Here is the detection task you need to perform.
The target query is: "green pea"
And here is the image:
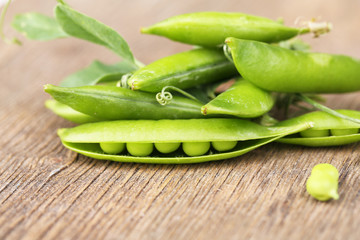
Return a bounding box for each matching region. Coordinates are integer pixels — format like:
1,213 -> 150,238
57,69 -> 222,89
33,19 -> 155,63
306,164 -> 339,201
100,142 -> 125,154
212,141 -> 237,152
306,174 -> 339,201
155,142 -> 180,154
311,163 -> 339,181
182,142 -> 210,156
201,79 -> 274,118
44,84 -> 204,120
141,12 -> 316,47
300,129 -> 330,138
127,48 -> 238,93
226,37 -> 360,93
126,143 -> 153,157
331,128 -> 359,136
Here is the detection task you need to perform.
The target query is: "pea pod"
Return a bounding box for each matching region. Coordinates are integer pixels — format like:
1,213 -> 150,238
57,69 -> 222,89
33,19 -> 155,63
201,79 -> 274,118
127,48 -> 238,92
45,99 -> 99,124
141,12 -> 324,47
44,84 -> 205,120
57,118 -> 311,164
225,37 -> 360,93
276,110 -> 360,146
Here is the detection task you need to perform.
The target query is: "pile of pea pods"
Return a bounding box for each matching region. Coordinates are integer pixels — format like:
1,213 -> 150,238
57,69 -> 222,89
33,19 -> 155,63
12,3 -> 360,164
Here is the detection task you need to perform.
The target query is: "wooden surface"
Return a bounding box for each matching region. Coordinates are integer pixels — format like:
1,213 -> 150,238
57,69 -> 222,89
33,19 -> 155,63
1,0 -> 360,239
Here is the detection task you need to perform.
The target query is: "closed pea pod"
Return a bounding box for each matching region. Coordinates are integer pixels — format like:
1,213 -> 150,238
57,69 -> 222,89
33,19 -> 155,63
57,118 -> 310,164
201,79 -> 274,118
225,38 -> 360,93
141,12 -> 329,47
44,84 -> 205,120
127,48 -> 238,93
276,110 -> 360,147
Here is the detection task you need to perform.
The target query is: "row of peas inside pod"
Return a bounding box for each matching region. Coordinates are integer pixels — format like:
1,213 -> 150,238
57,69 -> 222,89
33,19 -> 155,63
10,3 -> 360,171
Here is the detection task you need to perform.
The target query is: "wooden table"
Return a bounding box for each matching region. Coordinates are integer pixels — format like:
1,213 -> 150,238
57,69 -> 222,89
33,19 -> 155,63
1,0 -> 360,239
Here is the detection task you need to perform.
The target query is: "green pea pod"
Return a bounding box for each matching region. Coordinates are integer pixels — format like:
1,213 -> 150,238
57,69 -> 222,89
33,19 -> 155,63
226,38 -> 360,93
276,110 -> 360,146
127,48 -> 238,92
201,79 -> 274,118
141,12 -> 317,47
57,118 -> 311,164
45,99 -> 99,124
44,84 -> 205,120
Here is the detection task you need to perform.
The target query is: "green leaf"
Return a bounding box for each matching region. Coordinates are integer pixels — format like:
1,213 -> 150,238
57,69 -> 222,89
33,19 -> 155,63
60,60 -> 138,87
12,12 -> 68,40
54,4 -> 135,64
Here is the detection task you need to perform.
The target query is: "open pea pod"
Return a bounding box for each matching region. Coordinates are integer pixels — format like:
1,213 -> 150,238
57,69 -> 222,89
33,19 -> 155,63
201,79 -> 274,118
276,110 -> 360,147
57,118 -> 310,164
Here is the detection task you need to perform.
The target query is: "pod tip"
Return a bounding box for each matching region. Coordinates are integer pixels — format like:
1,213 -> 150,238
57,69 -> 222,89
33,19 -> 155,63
201,106 -> 207,115
44,99 -> 54,108
128,79 -> 137,91
140,27 -> 150,34
43,84 -> 52,92
57,128 -> 66,137
224,37 -> 234,44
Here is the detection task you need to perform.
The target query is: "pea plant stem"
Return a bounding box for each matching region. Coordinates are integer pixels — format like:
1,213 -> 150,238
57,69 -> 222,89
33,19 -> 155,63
0,0 -> 11,40
297,93 -> 360,124
0,0 -> 21,45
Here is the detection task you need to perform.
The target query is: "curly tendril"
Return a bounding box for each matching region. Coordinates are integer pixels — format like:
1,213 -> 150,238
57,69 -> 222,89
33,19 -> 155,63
156,86 -> 201,105
156,90 -> 173,105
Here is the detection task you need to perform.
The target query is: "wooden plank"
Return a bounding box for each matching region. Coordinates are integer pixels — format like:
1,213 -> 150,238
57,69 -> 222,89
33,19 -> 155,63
1,0 -> 360,239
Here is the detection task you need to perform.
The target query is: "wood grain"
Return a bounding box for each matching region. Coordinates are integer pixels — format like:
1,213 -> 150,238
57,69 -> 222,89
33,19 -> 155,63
1,0 -> 360,239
